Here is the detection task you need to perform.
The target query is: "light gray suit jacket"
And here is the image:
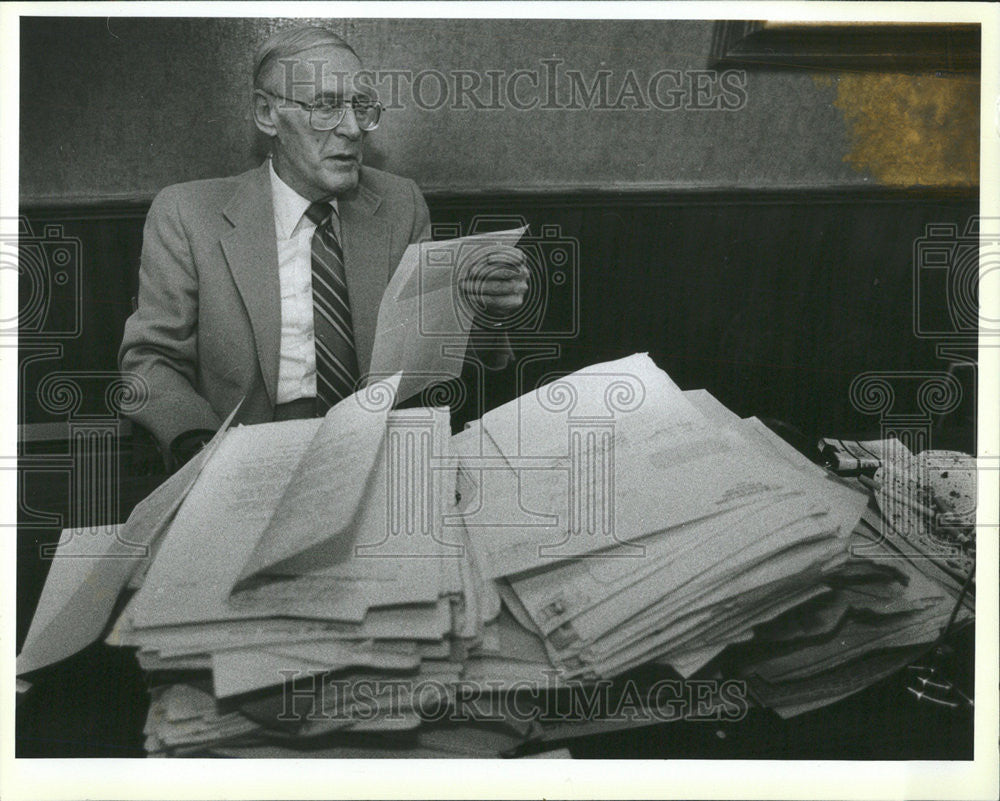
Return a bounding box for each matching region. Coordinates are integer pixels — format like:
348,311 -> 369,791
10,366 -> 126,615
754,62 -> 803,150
119,162 -> 434,449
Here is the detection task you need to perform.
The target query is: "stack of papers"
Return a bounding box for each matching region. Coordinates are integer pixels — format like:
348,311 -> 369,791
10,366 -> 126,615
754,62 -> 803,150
708,432 -> 975,718
140,682 -> 533,757
728,517 -> 973,717
18,354 -> 974,755
453,354 -> 873,681
105,385 -> 506,752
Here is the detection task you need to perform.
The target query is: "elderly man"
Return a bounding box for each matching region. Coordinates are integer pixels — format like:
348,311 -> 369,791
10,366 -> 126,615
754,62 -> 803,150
119,26 -> 527,467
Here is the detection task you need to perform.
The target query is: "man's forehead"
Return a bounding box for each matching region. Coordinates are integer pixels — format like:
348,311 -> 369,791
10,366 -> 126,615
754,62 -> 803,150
273,45 -> 363,98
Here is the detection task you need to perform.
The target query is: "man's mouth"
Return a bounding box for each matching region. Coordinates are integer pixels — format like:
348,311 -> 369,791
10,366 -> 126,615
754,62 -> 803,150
327,154 -> 359,164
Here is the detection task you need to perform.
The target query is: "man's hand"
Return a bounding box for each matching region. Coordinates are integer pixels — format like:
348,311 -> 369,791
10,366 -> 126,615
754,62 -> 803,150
459,245 -> 529,324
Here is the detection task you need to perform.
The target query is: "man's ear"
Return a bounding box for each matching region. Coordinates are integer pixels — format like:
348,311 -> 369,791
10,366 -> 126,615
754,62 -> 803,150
252,90 -> 278,137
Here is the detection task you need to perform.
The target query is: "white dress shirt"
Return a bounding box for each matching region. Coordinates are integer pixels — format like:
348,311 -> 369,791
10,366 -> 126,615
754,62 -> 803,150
268,160 -> 342,404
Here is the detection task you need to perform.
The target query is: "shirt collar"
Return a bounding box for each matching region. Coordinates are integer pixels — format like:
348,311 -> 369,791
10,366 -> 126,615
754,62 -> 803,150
268,158 -> 338,239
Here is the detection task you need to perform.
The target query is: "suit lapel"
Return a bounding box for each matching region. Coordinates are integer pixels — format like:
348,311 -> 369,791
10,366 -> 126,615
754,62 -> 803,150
339,180 -> 390,376
220,164 -> 281,406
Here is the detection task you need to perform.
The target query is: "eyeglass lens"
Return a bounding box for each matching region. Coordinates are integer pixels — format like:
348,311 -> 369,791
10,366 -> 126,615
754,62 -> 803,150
311,100 -> 381,131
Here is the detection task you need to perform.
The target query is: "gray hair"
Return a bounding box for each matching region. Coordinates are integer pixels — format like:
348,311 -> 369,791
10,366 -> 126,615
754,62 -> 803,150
253,25 -> 359,91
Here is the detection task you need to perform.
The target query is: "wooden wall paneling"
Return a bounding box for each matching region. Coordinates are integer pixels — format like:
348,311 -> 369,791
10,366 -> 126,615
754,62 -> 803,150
18,192 -> 977,439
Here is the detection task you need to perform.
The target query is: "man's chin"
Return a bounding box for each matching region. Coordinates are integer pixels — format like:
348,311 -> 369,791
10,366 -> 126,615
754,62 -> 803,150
323,163 -> 361,195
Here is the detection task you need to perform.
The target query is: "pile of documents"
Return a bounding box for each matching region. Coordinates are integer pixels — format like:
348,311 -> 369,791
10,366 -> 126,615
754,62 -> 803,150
728,515 -> 973,717
17,354 -> 973,755
453,354 -> 883,681
725,440 -> 975,717
105,380 -> 522,754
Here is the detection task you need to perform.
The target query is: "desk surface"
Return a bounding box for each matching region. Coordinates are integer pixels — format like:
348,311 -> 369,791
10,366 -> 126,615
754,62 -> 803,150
15,629 -> 974,759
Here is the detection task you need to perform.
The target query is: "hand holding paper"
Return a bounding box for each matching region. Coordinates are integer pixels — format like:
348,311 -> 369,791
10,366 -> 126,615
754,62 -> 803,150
369,226 -> 527,403
458,244 -> 530,321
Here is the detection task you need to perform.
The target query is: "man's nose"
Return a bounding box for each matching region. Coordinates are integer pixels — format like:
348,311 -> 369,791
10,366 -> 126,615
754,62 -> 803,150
334,107 -> 363,140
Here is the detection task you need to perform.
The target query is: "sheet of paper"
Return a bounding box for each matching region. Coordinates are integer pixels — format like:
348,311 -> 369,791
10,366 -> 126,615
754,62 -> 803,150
449,422 -> 504,620
682,388 -> 742,426
507,495 -> 794,637
370,227 -> 526,404
465,354 -> 827,578
268,639 -> 420,664
229,408 -> 451,620
751,578 -> 943,645
665,592 -> 822,677
668,559 -> 841,652
145,685 -> 262,748
747,646 -> 927,719
129,418 -> 322,627
551,505 -> 837,658
575,579 -> 829,680
112,598 -> 452,656
133,402 -> 454,628
731,416 -> 826,476
236,375 -> 400,583
463,437 -> 809,579
137,650 -> 212,671
754,604 -> 962,683
16,402 -> 241,674
480,353 -> 699,462
482,607 -> 551,664
396,226 -> 528,302
211,642 -> 423,698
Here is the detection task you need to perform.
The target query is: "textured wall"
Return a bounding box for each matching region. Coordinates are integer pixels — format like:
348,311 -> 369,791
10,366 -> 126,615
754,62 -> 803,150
20,17 -> 978,203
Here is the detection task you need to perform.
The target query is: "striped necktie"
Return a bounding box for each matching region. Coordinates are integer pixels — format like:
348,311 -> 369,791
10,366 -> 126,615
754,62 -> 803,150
305,201 -> 360,414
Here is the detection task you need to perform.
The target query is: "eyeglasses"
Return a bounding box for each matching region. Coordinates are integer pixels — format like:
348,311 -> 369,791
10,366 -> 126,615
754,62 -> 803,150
265,92 -> 383,132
